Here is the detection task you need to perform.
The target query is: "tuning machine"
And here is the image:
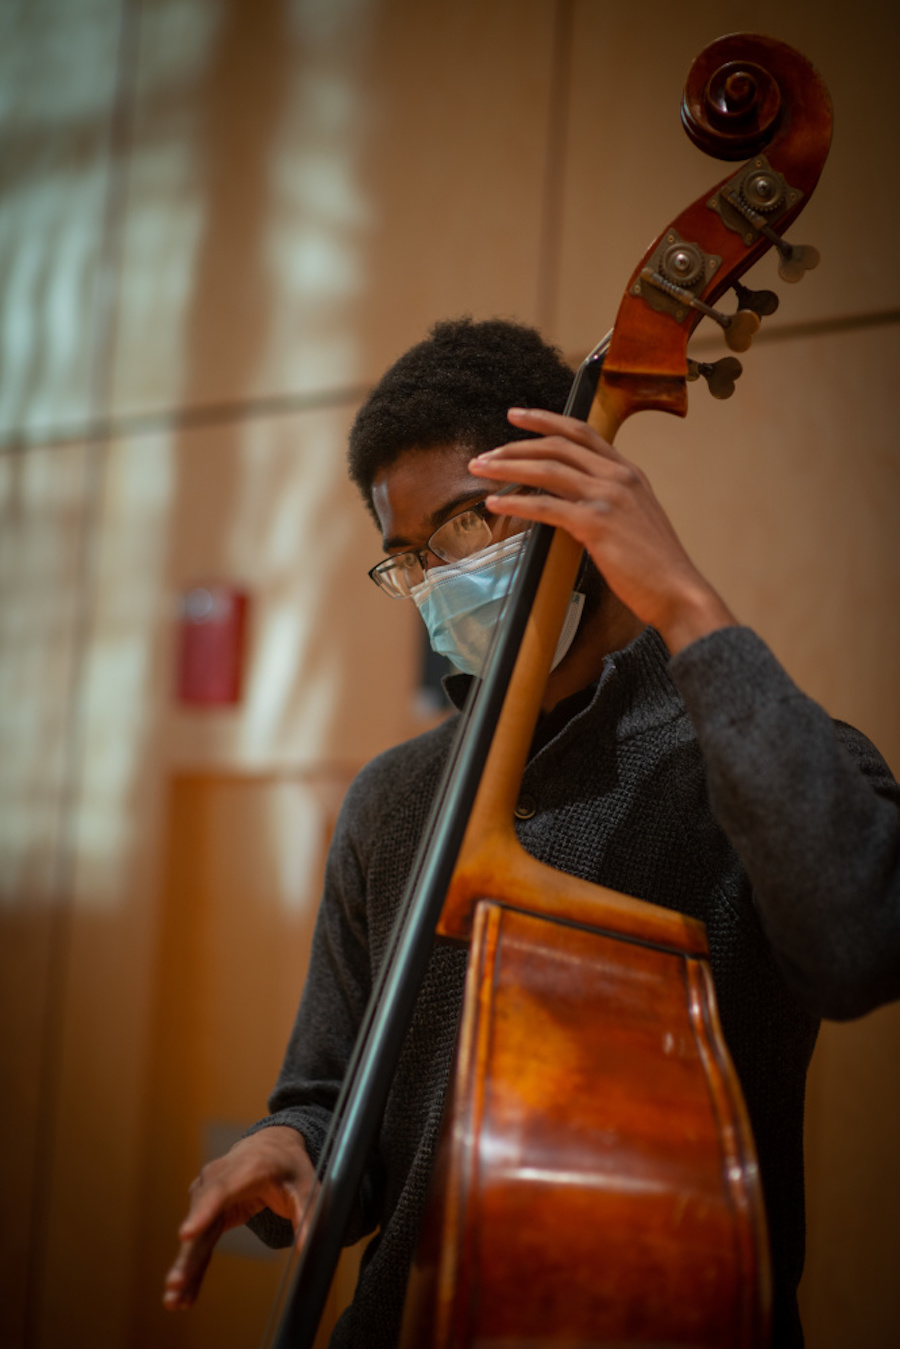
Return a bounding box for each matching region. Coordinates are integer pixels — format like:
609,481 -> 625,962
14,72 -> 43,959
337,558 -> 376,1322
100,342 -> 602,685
638,265 -> 760,352
710,155 -> 820,282
634,231 -> 765,352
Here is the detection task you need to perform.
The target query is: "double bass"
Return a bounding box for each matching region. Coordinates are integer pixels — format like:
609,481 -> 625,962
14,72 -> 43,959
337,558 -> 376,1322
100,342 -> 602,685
266,32 -> 833,1349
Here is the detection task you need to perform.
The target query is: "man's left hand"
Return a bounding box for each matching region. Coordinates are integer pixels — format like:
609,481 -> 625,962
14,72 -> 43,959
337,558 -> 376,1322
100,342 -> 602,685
468,407 -> 736,655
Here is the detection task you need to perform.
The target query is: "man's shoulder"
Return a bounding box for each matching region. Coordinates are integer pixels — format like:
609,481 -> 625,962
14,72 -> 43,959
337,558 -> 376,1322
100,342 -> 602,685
342,713 -> 462,825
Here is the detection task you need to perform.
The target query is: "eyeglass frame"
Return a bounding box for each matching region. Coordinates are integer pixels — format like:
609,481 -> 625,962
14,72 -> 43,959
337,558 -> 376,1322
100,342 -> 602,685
367,481 -> 525,599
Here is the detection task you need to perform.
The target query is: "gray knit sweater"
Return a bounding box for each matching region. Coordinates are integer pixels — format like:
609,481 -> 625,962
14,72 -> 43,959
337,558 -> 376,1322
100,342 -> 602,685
247,626 -> 900,1347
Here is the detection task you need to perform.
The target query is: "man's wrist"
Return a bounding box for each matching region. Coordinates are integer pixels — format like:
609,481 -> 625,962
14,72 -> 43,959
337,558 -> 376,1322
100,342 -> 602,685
655,584 -> 737,656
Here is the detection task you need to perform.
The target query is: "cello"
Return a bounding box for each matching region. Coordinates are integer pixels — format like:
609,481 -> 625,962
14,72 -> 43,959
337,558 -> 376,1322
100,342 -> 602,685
265,32 -> 833,1349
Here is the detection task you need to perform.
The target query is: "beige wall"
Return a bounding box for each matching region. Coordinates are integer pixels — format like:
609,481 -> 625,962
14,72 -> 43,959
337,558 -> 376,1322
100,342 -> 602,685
1,1 -> 898,1346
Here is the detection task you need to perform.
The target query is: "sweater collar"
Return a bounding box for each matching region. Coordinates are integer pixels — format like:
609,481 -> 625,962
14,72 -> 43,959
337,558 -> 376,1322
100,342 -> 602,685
589,625 -> 681,739
443,625 -> 681,740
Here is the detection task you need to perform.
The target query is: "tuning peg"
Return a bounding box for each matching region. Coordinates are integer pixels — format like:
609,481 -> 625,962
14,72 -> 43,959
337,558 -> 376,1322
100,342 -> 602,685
733,280 -> 780,317
687,356 -> 743,400
722,308 -> 760,353
717,308 -> 761,353
775,240 -> 820,283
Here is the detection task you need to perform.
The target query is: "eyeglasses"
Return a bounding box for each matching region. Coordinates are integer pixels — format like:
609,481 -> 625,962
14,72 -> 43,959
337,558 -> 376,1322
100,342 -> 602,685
368,483 -> 525,599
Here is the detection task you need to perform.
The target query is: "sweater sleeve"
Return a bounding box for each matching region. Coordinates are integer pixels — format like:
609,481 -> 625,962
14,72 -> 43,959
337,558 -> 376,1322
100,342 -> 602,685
245,777 -> 383,1249
670,626 -> 900,1020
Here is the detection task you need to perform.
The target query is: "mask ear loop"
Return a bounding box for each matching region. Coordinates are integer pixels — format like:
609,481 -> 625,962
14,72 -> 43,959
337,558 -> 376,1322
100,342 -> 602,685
550,591 -> 586,671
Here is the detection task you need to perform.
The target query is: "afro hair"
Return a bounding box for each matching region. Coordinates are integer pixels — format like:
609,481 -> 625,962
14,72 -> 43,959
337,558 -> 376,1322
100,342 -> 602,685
348,317 -> 574,518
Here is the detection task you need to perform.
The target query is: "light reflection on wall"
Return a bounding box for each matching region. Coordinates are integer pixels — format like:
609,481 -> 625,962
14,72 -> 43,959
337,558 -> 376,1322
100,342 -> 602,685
262,0 -> 375,392
269,780 -> 333,918
233,416 -> 363,763
0,1 -> 118,439
0,446 -> 87,904
71,435 -> 175,908
110,0 -> 223,416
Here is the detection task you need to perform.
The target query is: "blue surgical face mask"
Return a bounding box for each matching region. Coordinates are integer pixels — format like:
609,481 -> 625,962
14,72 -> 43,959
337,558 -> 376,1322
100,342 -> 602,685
410,533 -> 585,677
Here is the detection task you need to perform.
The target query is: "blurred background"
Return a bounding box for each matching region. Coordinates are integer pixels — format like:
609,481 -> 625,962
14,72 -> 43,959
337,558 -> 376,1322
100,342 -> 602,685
1,1 -> 898,1346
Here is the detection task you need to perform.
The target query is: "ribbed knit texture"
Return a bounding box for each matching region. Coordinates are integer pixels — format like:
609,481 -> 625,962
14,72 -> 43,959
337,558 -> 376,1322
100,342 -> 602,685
247,626 -> 900,1348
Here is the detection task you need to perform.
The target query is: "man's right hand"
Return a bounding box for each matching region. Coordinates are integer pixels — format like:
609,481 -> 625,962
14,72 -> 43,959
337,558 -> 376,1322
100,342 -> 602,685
163,1125 -> 317,1311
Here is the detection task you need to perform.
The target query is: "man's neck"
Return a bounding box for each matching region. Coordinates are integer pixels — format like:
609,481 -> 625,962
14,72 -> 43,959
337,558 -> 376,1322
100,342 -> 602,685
541,593 -> 645,713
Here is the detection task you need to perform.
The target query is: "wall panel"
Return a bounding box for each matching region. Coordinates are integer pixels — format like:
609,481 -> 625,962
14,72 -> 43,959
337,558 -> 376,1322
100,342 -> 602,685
803,1007 -> 900,1344
30,424 -> 172,1347
129,772 -> 357,1349
111,0 -> 560,422
0,440 -> 93,1347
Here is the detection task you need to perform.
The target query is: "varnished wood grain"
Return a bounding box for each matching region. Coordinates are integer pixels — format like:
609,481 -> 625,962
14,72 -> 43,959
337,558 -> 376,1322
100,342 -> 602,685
405,901 -> 770,1347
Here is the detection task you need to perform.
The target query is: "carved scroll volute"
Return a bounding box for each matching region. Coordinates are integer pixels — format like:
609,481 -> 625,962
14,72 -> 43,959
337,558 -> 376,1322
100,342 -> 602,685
592,33 -> 833,437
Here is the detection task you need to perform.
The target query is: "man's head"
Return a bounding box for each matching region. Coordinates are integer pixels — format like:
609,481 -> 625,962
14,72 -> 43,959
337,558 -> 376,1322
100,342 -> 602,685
350,317 -> 614,683
348,317 -> 574,522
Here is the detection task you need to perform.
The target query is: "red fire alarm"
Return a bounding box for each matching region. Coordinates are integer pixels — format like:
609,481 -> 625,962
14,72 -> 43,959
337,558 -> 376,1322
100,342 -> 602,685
176,584 -> 249,705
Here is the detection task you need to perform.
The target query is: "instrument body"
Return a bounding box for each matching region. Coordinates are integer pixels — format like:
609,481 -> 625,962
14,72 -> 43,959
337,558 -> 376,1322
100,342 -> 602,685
403,902 -> 768,1348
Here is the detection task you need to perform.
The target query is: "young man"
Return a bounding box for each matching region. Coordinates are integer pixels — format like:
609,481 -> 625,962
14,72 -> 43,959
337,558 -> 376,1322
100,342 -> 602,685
165,318 -> 900,1347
